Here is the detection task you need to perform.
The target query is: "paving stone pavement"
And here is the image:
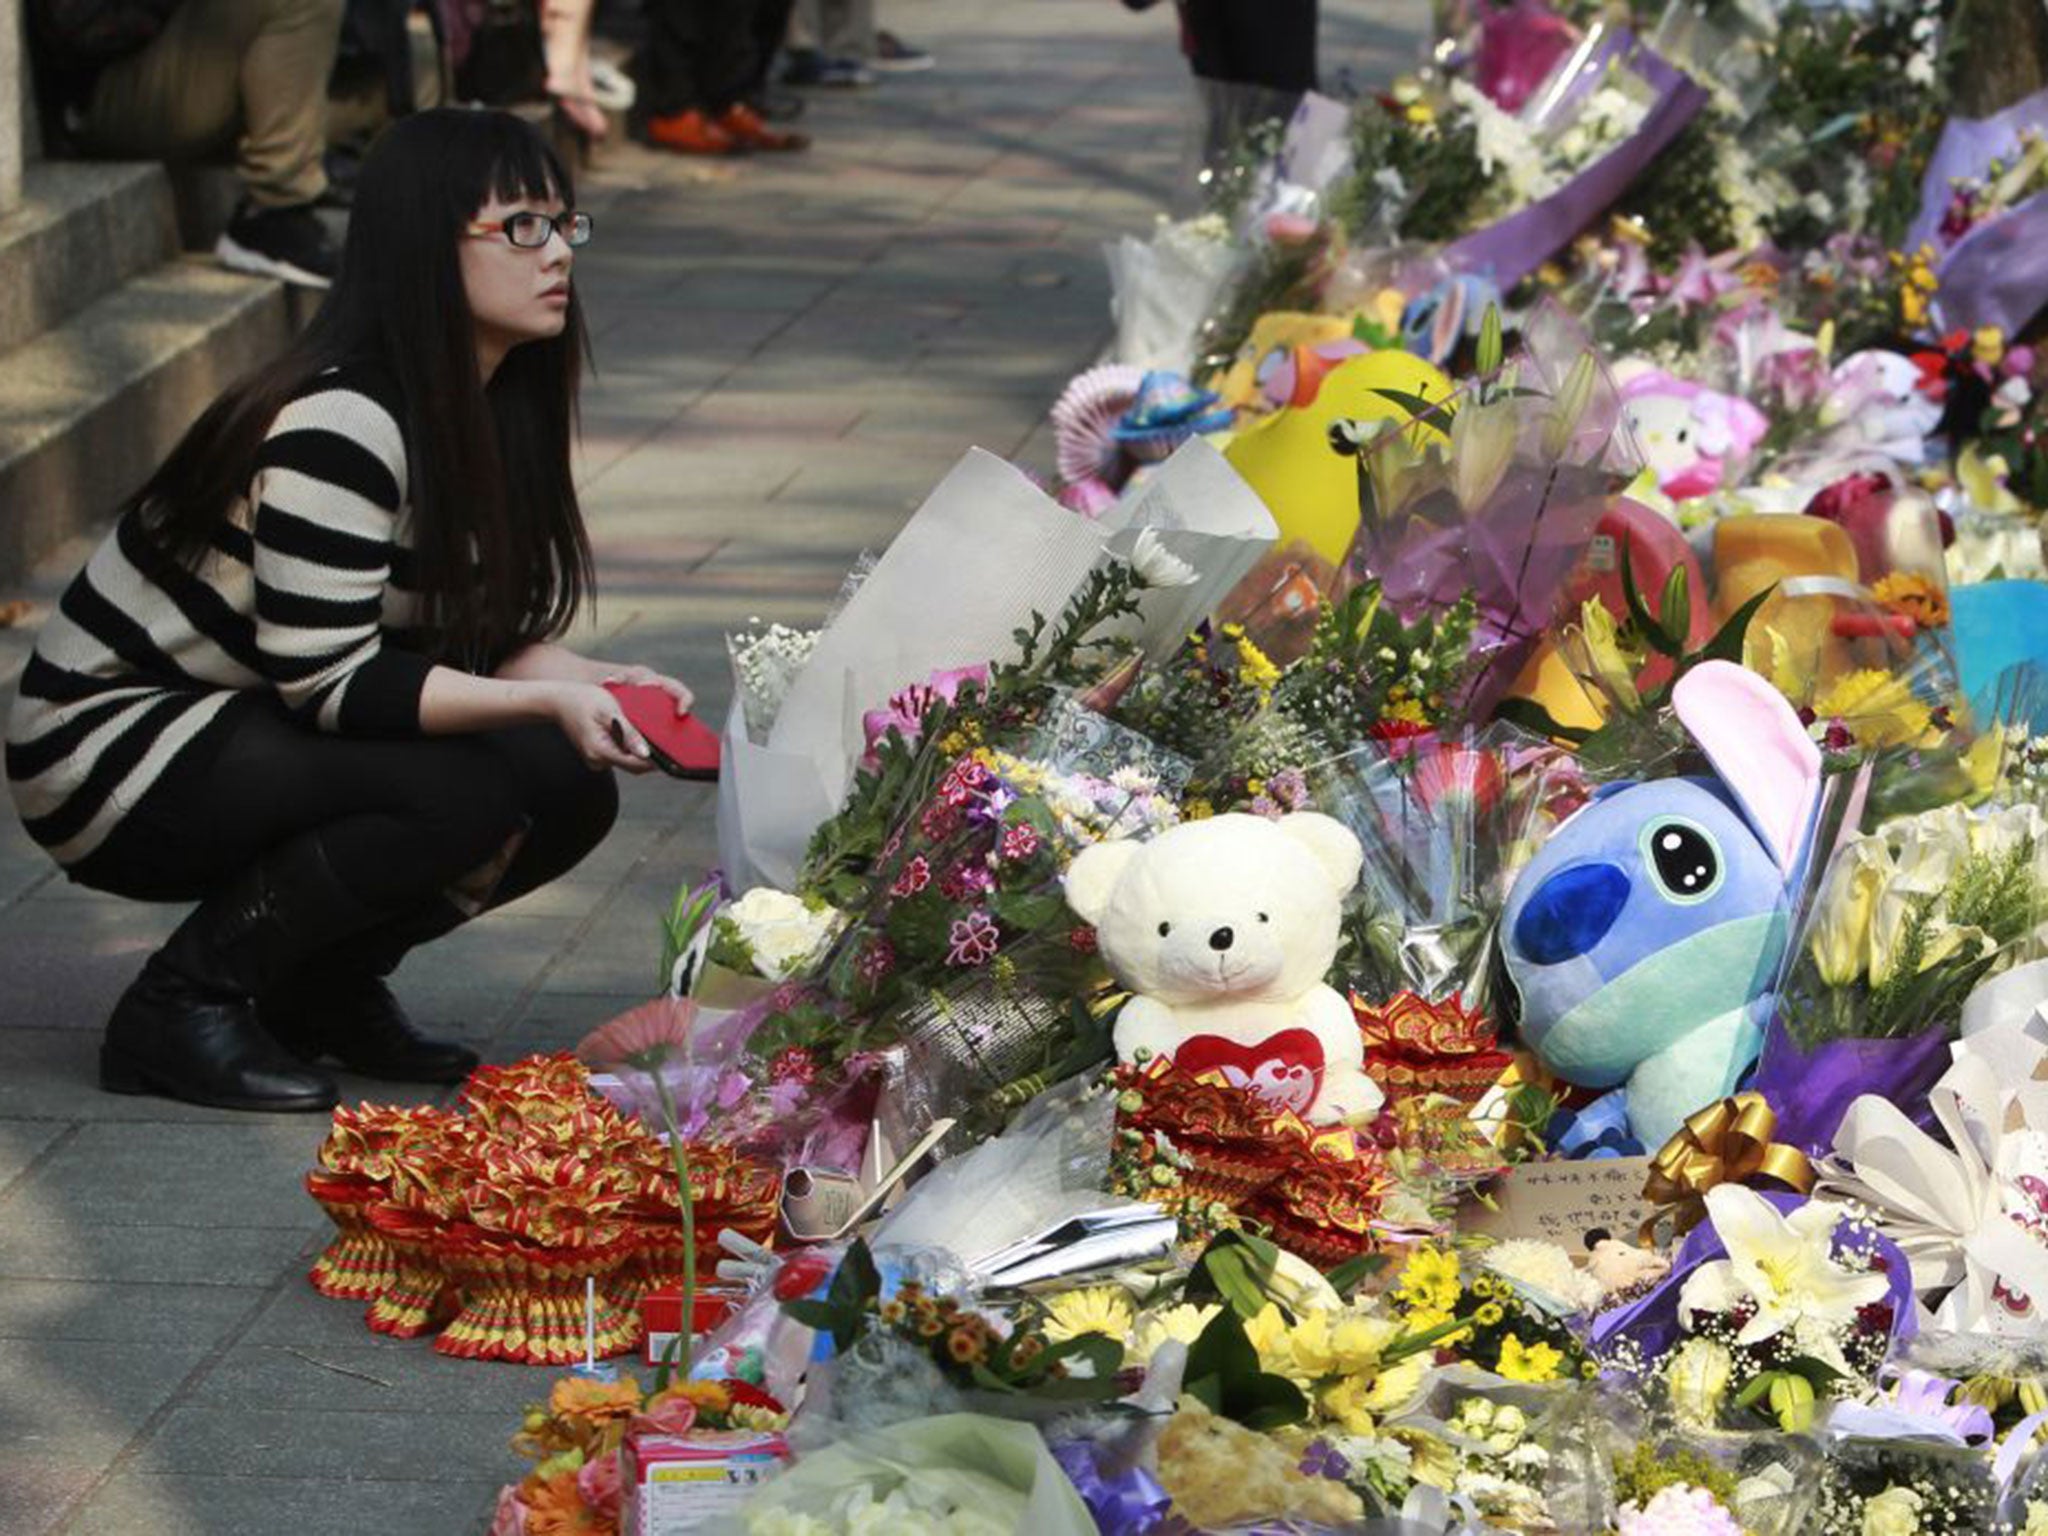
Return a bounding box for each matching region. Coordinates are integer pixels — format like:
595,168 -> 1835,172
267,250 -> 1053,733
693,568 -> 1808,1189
0,2 -> 1423,1531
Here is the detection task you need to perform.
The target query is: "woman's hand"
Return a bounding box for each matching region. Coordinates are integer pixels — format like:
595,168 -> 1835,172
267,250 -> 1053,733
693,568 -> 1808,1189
596,662 -> 695,716
544,680 -> 658,773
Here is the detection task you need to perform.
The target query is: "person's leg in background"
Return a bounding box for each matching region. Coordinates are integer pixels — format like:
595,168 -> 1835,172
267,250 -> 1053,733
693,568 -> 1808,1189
746,0 -> 803,119
541,0 -> 609,137
1180,0 -> 1316,171
257,722 -> 620,1083
643,0 -> 807,154
83,0 -> 346,287
781,0 -> 873,87
637,0 -> 735,153
75,704 -> 621,1108
326,2 -> 448,196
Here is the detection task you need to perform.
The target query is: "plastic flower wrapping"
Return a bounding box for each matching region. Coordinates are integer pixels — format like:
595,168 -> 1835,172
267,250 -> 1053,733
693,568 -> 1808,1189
237,0 -> 2048,1528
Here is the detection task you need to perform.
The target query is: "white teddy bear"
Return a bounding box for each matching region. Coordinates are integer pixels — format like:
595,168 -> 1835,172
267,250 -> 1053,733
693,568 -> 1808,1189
1064,811 -> 1385,1126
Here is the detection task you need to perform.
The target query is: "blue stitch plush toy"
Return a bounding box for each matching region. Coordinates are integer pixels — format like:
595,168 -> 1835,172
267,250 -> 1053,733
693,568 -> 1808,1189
1500,660 -> 1823,1150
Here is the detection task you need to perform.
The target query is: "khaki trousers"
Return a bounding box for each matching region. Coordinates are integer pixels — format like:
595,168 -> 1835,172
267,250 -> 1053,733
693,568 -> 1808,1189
82,0 -> 346,209
787,0 -> 874,57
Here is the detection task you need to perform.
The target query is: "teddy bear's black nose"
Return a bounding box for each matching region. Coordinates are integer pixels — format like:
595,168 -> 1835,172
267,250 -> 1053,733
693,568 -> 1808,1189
1208,926 -> 1234,952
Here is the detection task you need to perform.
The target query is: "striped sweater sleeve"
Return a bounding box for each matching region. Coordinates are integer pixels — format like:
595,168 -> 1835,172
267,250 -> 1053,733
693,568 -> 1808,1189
251,383 -> 433,736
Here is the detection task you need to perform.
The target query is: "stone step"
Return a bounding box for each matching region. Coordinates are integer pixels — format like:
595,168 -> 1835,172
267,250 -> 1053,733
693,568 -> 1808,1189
0,256 -> 292,586
0,159 -> 179,357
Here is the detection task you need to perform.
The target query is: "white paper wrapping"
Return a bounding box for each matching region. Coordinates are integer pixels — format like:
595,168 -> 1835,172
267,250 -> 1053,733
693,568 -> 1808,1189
715,443 -> 1279,892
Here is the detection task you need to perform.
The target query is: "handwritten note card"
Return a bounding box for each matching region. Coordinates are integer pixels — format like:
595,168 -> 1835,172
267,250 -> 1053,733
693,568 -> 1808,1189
1460,1156 -> 1657,1248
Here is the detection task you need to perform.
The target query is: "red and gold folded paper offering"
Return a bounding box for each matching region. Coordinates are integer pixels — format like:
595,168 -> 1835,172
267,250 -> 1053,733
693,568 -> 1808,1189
1115,1056 -> 1392,1268
304,1055 -> 780,1363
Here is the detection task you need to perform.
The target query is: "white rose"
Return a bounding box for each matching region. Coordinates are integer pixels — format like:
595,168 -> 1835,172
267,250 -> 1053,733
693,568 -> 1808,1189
1665,1337 -> 1735,1427
725,888 -> 837,979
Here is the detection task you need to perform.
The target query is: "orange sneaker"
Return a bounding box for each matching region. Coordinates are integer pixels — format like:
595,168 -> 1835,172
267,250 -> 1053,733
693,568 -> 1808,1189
718,103 -> 811,152
644,109 -> 739,155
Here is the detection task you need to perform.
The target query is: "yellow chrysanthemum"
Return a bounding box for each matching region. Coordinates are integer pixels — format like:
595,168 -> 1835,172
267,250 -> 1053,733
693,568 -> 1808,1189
1870,571 -> 1951,630
1040,1285 -> 1135,1344
1496,1334 -> 1565,1383
1238,636 -> 1282,695
1392,1245 -> 1461,1316
1384,696 -> 1430,726
1811,668 -> 1934,749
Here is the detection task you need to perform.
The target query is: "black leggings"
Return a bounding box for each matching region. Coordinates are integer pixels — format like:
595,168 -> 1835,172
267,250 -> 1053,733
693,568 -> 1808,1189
72,698 -> 618,925
1182,0 -> 1318,92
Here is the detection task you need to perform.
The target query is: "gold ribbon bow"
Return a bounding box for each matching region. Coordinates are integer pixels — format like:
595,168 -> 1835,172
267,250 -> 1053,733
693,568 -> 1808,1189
1640,1092 -> 1815,1244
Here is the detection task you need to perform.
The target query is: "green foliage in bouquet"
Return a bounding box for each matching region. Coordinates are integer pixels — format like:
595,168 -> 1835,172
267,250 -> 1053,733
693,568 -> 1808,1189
1272,581 -> 1480,752
1798,833 -> 2043,1045
1181,1306 -> 1312,1432
798,561 -> 1144,910
1610,113 -> 1746,266
782,1238 -> 1129,1402
1495,555 -> 1775,775
1756,2 -> 1948,253
1611,1441 -> 1741,1513
1326,97 -> 1489,247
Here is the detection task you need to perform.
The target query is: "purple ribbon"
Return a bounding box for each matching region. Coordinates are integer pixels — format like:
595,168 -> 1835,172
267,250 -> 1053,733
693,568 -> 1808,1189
1589,1189 -> 1917,1363
1446,42 -> 1709,290
1049,1441 -> 1173,1536
1743,1020 -> 1951,1160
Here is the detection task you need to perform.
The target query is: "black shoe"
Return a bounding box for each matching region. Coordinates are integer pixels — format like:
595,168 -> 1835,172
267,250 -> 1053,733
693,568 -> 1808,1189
102,957 -> 338,1112
872,31 -> 934,72
779,47 -> 827,86
215,202 -> 339,289
748,88 -> 806,122
263,974 -> 479,1085
98,835 -> 388,1111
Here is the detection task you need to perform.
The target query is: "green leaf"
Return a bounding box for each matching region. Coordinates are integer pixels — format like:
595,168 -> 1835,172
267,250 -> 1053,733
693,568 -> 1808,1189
830,1239 -> 880,1315
1181,1308 -> 1309,1430
1690,582 -> 1776,670
1658,564 -> 1692,649
1325,1252 -> 1389,1300
782,1298 -> 860,1353
1493,696 -> 1591,744
1619,536 -> 1680,656
1191,1231 -> 1284,1319
1732,1370 -> 1779,1411
1367,386 -> 1453,429
989,892 -> 1068,934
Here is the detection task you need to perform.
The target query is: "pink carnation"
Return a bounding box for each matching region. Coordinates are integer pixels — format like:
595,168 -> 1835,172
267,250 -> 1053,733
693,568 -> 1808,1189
576,1450 -> 624,1522
488,1485 -> 530,1536
1616,1485 -> 1744,1536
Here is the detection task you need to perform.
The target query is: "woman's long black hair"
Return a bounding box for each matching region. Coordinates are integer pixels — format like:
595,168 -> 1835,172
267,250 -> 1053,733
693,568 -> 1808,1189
134,108 -> 594,670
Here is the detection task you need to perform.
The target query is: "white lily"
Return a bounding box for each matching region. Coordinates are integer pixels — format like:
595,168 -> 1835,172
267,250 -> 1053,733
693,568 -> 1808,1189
1678,1185 -> 1888,1347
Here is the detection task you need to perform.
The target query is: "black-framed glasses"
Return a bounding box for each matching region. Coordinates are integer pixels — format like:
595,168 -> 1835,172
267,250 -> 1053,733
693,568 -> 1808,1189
463,211 -> 593,249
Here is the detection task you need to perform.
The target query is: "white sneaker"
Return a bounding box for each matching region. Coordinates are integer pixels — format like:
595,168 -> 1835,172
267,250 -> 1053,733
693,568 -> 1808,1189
589,59 -> 636,112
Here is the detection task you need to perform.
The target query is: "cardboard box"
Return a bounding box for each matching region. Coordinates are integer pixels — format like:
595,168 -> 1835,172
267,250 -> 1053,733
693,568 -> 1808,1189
622,1428 -> 792,1535
639,1287 -> 744,1368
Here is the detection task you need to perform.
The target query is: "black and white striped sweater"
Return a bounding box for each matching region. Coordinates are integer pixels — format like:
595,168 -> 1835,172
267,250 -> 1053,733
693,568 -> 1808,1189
6,364 -> 437,868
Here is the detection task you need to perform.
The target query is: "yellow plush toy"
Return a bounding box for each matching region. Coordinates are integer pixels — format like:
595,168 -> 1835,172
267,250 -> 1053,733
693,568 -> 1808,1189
1223,351 -> 1455,569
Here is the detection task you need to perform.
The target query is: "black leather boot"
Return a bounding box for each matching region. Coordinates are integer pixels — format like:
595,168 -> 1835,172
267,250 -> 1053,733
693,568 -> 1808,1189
99,838 -> 376,1112
260,900 -> 480,1085
263,973 -> 479,1084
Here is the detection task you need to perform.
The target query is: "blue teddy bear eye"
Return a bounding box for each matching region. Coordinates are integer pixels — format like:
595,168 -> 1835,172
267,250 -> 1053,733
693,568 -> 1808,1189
1641,817 -> 1721,904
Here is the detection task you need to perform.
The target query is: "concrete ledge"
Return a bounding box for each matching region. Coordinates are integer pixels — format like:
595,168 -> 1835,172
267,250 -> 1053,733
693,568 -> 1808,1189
0,160 -> 178,357
0,258 -> 291,585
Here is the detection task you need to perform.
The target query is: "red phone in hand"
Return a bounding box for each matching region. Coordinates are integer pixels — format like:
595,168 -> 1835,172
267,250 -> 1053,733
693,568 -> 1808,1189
603,682 -> 720,780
